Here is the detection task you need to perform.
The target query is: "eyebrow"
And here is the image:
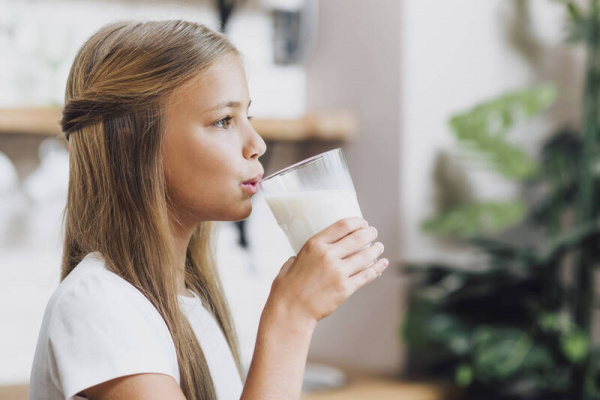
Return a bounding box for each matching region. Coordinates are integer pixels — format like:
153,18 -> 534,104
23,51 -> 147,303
210,100 -> 252,111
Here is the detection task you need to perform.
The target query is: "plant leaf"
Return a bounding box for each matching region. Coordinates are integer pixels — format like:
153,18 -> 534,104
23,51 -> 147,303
422,201 -> 527,237
456,364 -> 474,387
473,327 -> 534,381
449,85 -> 557,180
561,330 -> 590,364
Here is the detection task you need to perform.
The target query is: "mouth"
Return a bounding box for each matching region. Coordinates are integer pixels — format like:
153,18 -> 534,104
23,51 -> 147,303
241,173 -> 263,195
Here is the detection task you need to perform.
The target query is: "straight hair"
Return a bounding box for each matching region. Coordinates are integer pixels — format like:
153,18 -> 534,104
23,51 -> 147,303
60,20 -> 243,400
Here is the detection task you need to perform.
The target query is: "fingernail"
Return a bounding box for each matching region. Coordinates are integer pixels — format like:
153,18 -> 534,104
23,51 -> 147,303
376,273 -> 383,279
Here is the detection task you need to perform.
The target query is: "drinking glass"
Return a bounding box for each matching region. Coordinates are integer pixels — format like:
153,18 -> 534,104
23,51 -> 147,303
259,148 -> 367,255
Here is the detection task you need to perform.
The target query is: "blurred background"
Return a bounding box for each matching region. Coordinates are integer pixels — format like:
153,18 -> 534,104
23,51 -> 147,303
1,0 -> 598,399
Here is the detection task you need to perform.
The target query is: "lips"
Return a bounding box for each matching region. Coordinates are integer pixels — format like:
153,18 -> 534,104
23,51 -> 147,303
241,173 -> 263,195
242,173 -> 263,185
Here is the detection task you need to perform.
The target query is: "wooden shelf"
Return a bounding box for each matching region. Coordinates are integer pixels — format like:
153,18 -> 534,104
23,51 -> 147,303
0,107 -> 357,142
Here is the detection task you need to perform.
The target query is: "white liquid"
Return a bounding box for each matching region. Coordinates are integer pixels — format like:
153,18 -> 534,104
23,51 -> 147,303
264,189 -> 363,254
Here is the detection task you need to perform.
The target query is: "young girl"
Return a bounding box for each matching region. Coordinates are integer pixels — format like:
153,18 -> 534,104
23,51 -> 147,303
29,20 -> 388,400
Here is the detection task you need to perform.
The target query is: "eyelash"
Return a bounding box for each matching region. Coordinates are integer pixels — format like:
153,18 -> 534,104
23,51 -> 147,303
214,115 -> 254,129
214,116 -> 233,129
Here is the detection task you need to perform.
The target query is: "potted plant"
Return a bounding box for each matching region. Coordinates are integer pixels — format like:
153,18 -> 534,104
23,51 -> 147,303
402,1 -> 600,399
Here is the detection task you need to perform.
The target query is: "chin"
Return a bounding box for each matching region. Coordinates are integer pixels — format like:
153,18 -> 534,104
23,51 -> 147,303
239,207 -> 253,221
230,202 -> 253,222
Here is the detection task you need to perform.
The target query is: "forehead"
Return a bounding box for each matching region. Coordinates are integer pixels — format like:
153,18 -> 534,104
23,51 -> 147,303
168,54 -> 249,109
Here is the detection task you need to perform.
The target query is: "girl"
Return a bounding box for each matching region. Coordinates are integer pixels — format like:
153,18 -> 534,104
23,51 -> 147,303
29,20 -> 388,400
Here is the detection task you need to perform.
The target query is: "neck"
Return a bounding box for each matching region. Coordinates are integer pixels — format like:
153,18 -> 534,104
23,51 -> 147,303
169,214 -> 196,298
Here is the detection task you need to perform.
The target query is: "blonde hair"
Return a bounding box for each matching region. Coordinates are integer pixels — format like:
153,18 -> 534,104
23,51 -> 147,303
61,20 -> 243,399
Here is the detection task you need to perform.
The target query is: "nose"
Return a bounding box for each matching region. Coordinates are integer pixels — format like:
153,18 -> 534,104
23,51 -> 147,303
243,120 -> 267,160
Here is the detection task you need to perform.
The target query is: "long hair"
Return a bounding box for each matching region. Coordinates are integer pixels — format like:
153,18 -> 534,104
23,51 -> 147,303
60,20 -> 244,400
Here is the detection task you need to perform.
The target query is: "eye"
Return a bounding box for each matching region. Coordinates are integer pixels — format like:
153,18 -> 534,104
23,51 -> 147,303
214,116 -> 233,129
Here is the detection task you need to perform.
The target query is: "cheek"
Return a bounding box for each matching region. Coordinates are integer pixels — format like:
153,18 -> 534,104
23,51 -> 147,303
166,160 -> 222,208
164,132 -> 212,195
163,131 -> 251,220
164,151 -> 247,219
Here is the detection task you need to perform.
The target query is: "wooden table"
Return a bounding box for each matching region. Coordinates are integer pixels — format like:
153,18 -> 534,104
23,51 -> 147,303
0,379 -> 461,400
301,375 -> 461,400
0,385 -> 27,400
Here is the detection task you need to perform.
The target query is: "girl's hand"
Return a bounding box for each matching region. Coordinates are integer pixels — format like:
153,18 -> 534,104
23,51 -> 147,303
266,217 -> 388,325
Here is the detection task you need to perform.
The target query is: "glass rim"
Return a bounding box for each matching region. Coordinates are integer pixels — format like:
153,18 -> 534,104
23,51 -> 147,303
260,148 -> 344,183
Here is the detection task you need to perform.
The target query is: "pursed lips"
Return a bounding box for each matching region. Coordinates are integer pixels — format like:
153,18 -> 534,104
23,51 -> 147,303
242,172 -> 263,185
241,172 -> 263,195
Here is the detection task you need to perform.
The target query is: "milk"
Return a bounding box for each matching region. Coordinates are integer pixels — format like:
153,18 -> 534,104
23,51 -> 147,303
264,189 -> 363,254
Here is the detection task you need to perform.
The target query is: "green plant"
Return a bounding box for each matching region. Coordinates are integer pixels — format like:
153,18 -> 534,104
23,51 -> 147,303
402,2 -> 600,399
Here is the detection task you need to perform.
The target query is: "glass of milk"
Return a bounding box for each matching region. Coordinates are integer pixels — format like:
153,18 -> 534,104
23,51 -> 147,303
259,148 -> 366,255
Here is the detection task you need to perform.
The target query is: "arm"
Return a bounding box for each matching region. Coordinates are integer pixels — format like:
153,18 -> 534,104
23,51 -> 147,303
80,302 -> 316,400
83,217 -> 388,400
240,297 -> 317,400
81,309 -> 314,400
240,217 -> 389,400
82,373 -> 187,400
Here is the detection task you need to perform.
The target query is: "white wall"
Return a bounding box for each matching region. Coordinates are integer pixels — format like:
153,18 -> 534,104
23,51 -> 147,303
0,0 -> 306,117
304,0 -> 405,376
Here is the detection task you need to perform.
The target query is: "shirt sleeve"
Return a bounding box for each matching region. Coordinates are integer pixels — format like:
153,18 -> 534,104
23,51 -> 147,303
46,272 -> 180,400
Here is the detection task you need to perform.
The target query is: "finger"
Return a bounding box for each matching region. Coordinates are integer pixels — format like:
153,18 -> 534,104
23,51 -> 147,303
344,242 -> 384,276
331,226 -> 378,259
311,217 -> 368,245
347,258 -> 390,296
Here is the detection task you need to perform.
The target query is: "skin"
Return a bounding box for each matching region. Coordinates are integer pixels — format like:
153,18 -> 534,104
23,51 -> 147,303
162,54 -> 267,297
82,54 -> 389,399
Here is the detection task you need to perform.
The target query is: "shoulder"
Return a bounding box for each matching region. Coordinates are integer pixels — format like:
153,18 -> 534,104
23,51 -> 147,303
46,252 -> 176,352
45,253 -> 172,336
33,253 -> 180,399
48,252 -> 149,318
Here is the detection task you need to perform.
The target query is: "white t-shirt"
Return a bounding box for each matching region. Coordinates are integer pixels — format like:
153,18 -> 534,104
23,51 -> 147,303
29,252 -> 243,400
